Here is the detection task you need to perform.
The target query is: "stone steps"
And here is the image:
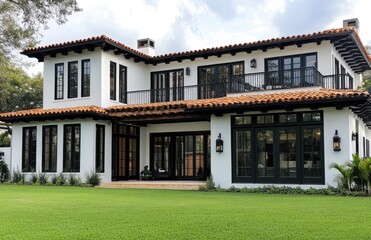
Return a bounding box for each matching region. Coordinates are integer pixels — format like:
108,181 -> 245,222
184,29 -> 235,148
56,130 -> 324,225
98,181 -> 206,190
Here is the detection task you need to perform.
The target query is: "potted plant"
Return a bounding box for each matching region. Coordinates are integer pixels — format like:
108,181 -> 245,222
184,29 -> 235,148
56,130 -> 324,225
140,165 -> 153,180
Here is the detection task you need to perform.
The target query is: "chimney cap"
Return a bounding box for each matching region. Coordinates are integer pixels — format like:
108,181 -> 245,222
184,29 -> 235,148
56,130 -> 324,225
137,38 -> 155,49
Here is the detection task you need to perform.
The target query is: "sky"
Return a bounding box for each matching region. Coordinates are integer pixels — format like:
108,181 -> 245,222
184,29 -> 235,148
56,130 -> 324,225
26,0 -> 371,75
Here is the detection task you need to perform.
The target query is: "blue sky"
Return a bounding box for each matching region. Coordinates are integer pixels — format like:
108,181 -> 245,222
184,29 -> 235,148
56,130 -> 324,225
27,0 -> 371,75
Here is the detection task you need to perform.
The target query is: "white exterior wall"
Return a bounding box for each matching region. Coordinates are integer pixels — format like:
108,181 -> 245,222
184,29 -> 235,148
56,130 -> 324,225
147,42 -> 334,88
100,51 -> 149,107
10,119 -> 112,182
209,107 -> 369,189
43,49 -> 102,109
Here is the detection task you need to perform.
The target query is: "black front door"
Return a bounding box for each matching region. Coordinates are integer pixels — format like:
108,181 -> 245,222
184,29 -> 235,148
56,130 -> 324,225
112,124 -> 139,181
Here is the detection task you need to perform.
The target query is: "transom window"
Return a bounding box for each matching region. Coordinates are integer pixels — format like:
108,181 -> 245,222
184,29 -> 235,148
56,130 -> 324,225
232,111 -> 324,184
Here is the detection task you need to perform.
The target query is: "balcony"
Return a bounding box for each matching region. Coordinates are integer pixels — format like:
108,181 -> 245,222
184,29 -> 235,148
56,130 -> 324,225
127,67 -> 354,104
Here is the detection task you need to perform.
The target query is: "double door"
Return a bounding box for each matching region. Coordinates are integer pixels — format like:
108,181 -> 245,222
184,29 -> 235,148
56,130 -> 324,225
256,127 -> 298,183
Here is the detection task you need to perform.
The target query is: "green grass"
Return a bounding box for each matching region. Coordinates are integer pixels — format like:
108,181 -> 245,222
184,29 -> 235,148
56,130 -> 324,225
0,185 -> 370,240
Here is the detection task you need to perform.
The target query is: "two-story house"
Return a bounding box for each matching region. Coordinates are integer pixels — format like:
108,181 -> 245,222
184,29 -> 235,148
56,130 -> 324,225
1,18 -> 370,188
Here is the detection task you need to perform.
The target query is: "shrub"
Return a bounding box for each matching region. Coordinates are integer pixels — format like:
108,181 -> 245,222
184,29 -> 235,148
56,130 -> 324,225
68,174 -> 81,186
55,173 -> 67,186
51,174 -> 58,185
205,174 -> 215,190
85,170 -> 101,187
31,173 -> 39,184
12,169 -> 24,184
0,160 -> 9,183
38,173 -> 49,185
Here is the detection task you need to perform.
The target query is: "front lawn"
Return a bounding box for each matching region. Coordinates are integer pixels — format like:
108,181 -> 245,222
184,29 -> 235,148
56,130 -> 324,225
0,185 -> 369,239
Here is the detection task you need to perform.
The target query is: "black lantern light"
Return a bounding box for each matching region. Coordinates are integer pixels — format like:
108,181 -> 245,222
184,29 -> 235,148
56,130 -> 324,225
333,130 -> 341,152
250,58 -> 257,68
351,132 -> 357,141
186,67 -> 191,76
216,133 -> 223,153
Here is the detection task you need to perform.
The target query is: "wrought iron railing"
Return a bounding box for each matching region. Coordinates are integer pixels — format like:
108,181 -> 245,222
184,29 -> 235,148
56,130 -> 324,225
126,67 -> 354,104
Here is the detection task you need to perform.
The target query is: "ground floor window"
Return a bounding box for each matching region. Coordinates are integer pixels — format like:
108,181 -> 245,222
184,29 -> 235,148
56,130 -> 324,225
96,125 -> 105,173
22,127 -> 37,172
150,132 -> 210,180
42,125 -> 58,172
232,112 -> 324,184
63,124 -> 80,172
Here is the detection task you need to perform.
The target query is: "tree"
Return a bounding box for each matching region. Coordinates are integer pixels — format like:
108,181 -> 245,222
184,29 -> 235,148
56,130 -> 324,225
0,63 -> 43,113
0,0 -> 81,63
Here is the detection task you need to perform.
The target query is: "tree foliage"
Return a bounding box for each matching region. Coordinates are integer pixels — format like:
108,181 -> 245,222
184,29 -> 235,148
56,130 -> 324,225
0,0 -> 81,62
0,62 -> 43,113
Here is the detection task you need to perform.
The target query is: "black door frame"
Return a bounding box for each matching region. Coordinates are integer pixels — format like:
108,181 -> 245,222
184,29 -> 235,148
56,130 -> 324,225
111,125 -> 140,181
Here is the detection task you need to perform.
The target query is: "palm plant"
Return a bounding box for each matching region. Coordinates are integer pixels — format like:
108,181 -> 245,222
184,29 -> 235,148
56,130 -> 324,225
349,153 -> 364,191
329,162 -> 354,191
358,158 -> 371,195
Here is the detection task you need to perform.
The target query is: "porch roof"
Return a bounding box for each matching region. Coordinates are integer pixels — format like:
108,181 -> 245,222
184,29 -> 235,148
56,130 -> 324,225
0,89 -> 369,123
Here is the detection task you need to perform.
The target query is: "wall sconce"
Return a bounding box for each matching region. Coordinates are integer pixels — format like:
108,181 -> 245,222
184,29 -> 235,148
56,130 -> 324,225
351,132 -> 357,141
186,67 -> 191,76
250,58 -> 257,68
216,133 -> 223,153
333,130 -> 341,152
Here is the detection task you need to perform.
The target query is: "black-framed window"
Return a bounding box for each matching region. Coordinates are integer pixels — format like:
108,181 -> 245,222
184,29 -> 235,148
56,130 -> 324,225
63,124 -> 80,172
335,58 -> 340,89
22,127 -> 37,172
232,111 -> 324,184
198,62 -> 244,99
55,63 -> 64,100
110,61 -> 117,100
119,65 -> 127,103
68,61 -> 78,98
96,125 -> 105,173
42,125 -> 57,172
265,53 -> 317,89
81,59 -> 90,97
151,69 -> 184,103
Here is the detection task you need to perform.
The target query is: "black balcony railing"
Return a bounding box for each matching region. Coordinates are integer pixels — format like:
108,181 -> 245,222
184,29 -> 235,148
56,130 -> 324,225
126,67 -> 354,104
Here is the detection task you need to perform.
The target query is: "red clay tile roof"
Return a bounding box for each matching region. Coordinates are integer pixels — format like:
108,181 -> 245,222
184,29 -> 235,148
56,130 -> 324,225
22,27 -> 369,61
0,89 -> 368,122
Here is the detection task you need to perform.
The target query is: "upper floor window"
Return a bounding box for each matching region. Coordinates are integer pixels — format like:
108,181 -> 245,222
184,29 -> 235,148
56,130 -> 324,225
68,61 -> 78,98
110,61 -> 117,100
198,62 -> 244,99
151,69 -> 184,103
55,63 -> 64,100
265,53 -> 317,89
22,127 -> 37,172
119,65 -> 127,103
81,59 -> 90,97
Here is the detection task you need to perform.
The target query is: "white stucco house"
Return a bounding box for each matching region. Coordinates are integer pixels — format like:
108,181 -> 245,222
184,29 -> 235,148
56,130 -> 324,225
0,19 -> 370,188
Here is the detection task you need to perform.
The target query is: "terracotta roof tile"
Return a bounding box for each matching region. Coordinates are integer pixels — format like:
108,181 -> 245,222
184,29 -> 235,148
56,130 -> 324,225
0,89 -> 368,122
22,27 -> 361,61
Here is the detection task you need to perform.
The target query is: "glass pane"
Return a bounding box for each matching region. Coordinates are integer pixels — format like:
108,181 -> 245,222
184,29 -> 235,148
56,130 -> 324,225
235,116 -> 252,125
235,130 -> 252,177
279,129 -> 297,178
303,128 -> 322,177
257,130 -> 274,177
68,62 -> 78,98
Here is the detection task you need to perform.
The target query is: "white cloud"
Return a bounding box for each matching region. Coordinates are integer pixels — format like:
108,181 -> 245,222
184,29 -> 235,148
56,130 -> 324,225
25,0 -> 371,76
